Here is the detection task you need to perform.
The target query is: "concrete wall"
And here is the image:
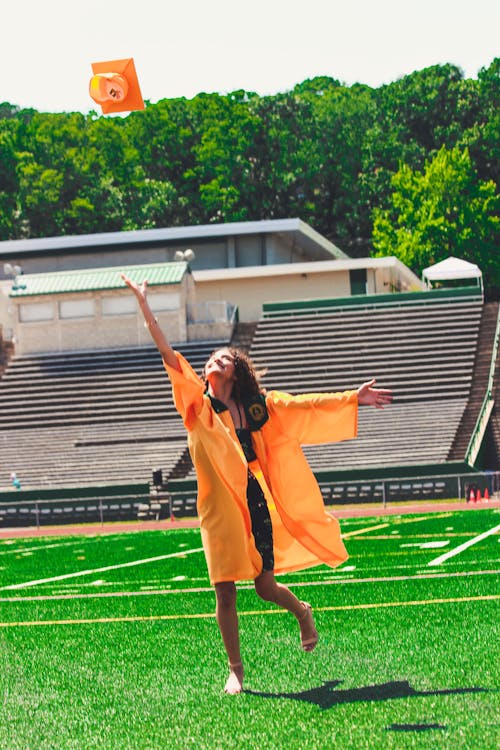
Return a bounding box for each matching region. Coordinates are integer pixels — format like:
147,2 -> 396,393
0,281 -> 15,341
191,261 -> 413,322
193,270 -> 350,321
11,276 -> 195,355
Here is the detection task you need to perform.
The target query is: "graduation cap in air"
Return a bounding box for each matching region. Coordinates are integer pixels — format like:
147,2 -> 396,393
89,57 -> 145,114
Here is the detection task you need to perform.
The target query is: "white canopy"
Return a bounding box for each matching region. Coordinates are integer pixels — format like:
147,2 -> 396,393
422,256 -> 482,288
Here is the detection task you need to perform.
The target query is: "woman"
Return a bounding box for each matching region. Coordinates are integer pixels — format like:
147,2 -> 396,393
121,273 -> 392,694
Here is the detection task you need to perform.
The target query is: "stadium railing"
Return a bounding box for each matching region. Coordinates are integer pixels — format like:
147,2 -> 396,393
0,483 -> 150,528
318,469 -> 499,506
1,469 -> 498,527
261,286 -> 483,317
466,304 -> 500,465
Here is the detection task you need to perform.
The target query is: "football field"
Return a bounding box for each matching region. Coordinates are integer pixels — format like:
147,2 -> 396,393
1,507 -> 499,749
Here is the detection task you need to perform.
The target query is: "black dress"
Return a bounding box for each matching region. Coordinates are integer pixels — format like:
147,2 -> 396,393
236,427 -> 275,572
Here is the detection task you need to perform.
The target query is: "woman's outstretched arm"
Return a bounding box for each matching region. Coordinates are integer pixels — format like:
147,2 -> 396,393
120,273 -> 180,371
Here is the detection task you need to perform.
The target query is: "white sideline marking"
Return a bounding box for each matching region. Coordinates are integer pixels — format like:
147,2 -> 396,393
1,547 -> 204,590
428,524 -> 500,566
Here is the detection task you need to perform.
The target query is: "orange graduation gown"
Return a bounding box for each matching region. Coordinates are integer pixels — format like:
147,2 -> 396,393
164,352 -> 357,584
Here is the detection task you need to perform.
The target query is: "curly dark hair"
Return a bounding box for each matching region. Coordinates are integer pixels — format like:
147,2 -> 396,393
203,347 -> 266,401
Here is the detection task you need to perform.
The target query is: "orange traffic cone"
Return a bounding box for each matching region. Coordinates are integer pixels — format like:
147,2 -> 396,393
484,488 -> 490,502
469,488 -> 476,503
476,489 -> 482,502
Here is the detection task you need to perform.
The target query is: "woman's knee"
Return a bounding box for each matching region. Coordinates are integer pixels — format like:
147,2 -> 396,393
254,573 -> 278,602
215,582 -> 237,609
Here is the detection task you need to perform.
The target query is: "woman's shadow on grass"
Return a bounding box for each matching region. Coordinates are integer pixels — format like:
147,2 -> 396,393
245,679 -> 491,710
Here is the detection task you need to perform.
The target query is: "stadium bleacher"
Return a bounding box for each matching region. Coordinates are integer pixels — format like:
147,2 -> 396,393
251,293 -> 485,471
252,296 -> 482,399
0,340 -> 224,489
1,288 -> 497,518
135,291 -> 494,486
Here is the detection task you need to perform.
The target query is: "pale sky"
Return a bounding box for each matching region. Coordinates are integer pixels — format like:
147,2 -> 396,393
2,0 -> 499,114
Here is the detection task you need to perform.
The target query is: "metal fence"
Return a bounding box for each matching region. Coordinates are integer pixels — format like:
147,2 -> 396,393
0,493 -> 149,528
319,470 -> 500,507
1,470 -> 498,529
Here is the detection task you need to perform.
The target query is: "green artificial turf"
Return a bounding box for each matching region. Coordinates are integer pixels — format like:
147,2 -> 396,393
1,509 -> 499,749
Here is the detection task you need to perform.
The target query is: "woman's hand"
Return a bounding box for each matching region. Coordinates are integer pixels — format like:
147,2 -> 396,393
357,379 -> 393,409
120,273 -> 148,304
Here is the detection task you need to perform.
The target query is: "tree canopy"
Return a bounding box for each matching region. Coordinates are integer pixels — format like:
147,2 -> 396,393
372,146 -> 499,289
0,59 -> 498,291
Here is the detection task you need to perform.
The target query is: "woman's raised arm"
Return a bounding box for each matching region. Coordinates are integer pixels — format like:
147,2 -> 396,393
120,273 -> 180,371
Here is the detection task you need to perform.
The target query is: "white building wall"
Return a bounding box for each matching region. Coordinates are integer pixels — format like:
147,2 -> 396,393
11,281 -> 191,355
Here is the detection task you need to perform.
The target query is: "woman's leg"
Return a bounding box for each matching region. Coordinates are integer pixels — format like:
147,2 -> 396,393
214,581 -> 244,694
254,570 -> 318,651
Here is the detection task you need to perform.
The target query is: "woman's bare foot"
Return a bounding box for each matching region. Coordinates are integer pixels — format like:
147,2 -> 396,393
224,661 -> 244,694
298,601 -> 318,652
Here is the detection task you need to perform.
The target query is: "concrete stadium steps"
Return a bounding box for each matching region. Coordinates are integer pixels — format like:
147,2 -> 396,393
447,301 -> 499,461
148,399 -> 467,478
251,299 -> 482,401
260,297 -> 482,323
255,303 -> 482,347
490,329 -> 500,464
0,396 -> 178,429
303,400 -> 467,469
0,341 -> 219,386
244,295 -> 484,471
253,320 -> 481,351
2,340 -> 219,370
1,420 -> 188,488
0,341 -> 220,489
0,341 -> 224,429
0,295 -> 487,490
257,372 -> 473,403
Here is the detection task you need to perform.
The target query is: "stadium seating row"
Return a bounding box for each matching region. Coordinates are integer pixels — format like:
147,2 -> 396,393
0,293 -> 487,495
252,299 -> 482,401
0,341 -> 221,488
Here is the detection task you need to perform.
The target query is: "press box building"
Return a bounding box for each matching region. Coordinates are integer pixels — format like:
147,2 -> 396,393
0,219 -> 423,355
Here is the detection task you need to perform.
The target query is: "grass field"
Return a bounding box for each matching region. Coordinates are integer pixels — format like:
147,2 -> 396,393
1,507 -> 499,749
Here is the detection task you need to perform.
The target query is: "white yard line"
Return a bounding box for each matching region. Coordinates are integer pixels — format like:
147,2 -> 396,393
1,568 -> 498,602
1,547 -> 205,590
342,523 -> 389,538
0,539 -> 98,556
428,524 -> 500,566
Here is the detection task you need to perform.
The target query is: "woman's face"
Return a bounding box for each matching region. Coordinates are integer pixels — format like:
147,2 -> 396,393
204,348 -> 236,384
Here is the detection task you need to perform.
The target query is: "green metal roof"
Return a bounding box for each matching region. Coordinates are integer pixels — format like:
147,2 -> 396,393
9,262 -> 188,297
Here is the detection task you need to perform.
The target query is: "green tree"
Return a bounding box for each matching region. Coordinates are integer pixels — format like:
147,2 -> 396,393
0,120 -> 20,239
1,62 -> 498,250
246,91 -> 317,221
187,90 -> 261,223
303,82 -> 376,254
359,63 -> 485,249
16,154 -> 64,236
124,98 -> 198,226
371,146 -> 500,290
464,58 -> 500,187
